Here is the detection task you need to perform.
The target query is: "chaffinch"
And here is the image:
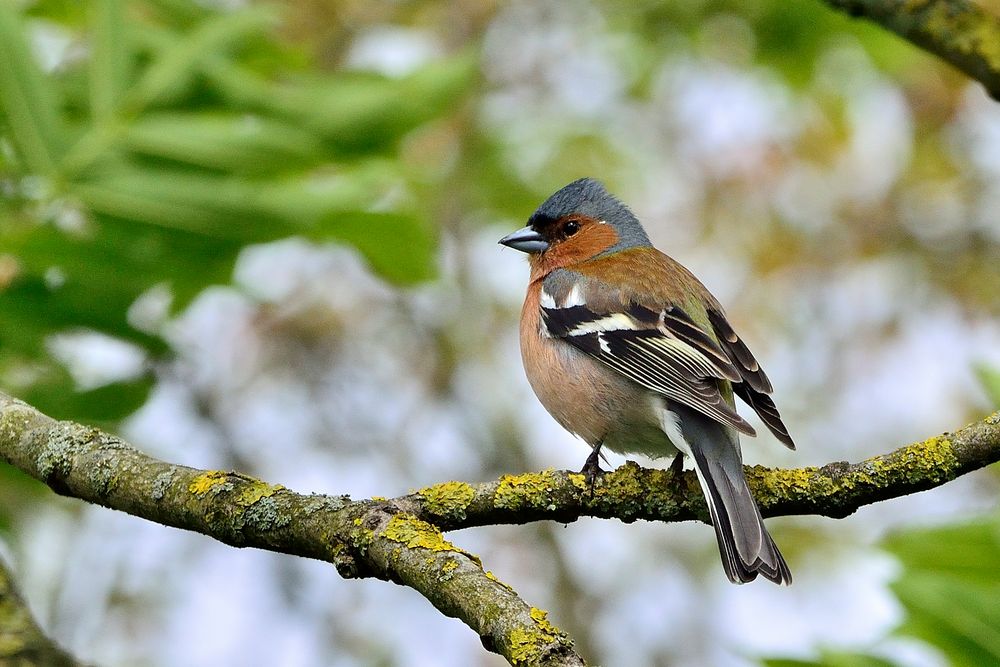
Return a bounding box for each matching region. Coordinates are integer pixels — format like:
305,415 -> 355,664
500,178 -> 795,585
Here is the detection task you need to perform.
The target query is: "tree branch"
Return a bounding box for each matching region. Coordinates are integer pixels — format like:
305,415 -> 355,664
406,411 -> 1000,530
0,392 -> 583,667
2,390 -> 999,664
0,557 -> 85,667
822,0 -> 1000,100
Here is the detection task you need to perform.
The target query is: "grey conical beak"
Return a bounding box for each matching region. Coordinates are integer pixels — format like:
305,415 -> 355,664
498,226 -> 549,253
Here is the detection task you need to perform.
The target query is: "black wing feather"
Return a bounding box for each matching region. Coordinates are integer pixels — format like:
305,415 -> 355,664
542,299 -> 795,447
541,303 -> 756,436
708,309 -> 795,448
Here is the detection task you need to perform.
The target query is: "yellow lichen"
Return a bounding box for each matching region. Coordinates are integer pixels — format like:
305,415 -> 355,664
922,3 -> 1000,69
188,471 -> 227,496
508,627 -> 538,664
0,636 -> 27,654
566,473 -> 588,492
896,436 -> 957,481
441,558 -> 459,575
508,626 -> 543,665
748,433 -> 959,510
418,481 -> 475,520
597,462 -> 645,498
494,471 -> 558,511
236,481 -> 284,506
382,514 -> 458,553
508,607 -> 567,664
529,607 -> 558,641
748,465 -> 827,506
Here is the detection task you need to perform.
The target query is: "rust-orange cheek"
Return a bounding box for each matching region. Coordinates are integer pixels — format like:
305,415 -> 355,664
529,223 -> 620,279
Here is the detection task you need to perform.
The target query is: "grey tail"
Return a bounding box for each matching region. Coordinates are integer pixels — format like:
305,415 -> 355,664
673,404 -> 792,585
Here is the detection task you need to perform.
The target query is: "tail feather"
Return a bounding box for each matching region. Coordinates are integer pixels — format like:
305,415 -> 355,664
693,448 -> 791,584
666,403 -> 791,585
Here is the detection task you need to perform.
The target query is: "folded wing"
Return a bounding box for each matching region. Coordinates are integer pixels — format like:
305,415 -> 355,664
541,284 -> 794,447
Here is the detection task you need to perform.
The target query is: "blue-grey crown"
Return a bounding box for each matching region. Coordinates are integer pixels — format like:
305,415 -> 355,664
529,178 -> 651,251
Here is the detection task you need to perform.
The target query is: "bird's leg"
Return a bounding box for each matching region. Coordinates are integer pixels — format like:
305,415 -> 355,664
580,441 -> 606,494
668,451 -> 685,479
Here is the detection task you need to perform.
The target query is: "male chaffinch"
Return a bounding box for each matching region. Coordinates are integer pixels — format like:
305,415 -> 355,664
500,178 -> 795,585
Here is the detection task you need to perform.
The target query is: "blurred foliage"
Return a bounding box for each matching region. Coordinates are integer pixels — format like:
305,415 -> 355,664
886,517 -> 1000,667
612,0 -> 924,84
0,0 -> 476,422
0,464 -> 42,536
763,653 -> 895,667
763,515 -> 1000,667
974,364 -> 1000,408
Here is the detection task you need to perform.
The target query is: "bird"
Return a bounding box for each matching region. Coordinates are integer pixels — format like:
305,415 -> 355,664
499,177 -> 795,585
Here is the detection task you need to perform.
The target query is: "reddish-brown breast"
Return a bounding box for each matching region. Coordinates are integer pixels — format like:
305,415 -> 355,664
519,281 -> 671,450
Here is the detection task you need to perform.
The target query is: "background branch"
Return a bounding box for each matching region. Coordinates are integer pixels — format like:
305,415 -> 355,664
2,390 -> 998,664
822,0 -> 1000,99
0,557 -> 85,667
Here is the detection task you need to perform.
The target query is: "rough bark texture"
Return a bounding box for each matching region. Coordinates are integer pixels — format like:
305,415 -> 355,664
824,0 -> 1000,99
2,390 -> 999,665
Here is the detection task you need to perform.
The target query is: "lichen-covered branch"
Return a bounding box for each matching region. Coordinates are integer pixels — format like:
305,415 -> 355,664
406,412 -> 1000,530
822,0 -> 1000,99
0,392 -> 584,667
2,391 -> 998,665
0,558 -> 84,667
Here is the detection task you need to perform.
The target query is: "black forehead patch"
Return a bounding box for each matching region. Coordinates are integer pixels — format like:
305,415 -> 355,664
527,212 -> 559,231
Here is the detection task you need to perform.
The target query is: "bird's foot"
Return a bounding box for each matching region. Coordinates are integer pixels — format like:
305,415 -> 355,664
668,451 -> 685,479
580,445 -> 606,496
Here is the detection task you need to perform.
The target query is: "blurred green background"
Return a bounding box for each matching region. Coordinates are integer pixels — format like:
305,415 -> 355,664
2,1 -> 999,665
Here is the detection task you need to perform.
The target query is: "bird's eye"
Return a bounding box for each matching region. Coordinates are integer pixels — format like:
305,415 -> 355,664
564,220 -> 580,236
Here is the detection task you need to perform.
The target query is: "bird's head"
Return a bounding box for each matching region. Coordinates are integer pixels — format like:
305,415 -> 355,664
499,178 -> 651,276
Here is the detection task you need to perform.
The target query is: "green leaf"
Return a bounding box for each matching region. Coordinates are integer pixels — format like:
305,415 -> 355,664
974,364 -> 1000,409
246,52 -> 478,153
883,516 -> 1000,666
0,210 -> 239,322
89,0 -> 130,123
71,166 -> 297,240
124,111 -> 323,173
762,653 -> 897,667
143,0 -> 213,27
883,518 -> 1000,584
12,363 -> 153,424
123,5 -> 278,112
0,271 -> 163,354
2,0 -> 450,428
253,161 -> 405,221
0,6 -> 65,174
892,575 -> 1000,666
315,211 -> 437,285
